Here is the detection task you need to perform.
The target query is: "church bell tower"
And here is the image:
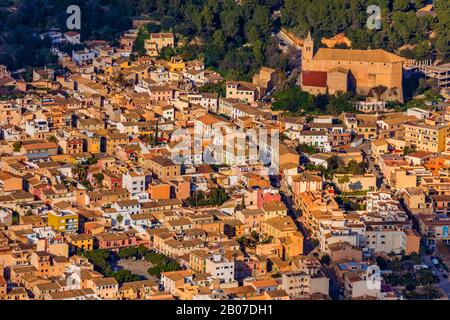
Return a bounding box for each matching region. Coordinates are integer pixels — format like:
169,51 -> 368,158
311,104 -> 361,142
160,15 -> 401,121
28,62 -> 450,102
303,31 -> 314,61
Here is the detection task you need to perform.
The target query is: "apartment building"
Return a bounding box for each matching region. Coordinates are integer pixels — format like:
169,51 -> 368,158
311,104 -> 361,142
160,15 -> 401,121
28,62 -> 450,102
404,119 -> 450,153
145,156 -> 181,183
226,81 -> 259,104
47,210 -> 79,233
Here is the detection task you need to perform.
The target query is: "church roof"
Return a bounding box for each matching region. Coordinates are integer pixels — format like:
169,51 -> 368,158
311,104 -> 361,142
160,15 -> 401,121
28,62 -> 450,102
313,48 -> 404,63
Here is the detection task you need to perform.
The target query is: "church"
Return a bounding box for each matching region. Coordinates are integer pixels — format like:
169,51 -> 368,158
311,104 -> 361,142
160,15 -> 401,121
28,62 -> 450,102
300,32 -> 405,102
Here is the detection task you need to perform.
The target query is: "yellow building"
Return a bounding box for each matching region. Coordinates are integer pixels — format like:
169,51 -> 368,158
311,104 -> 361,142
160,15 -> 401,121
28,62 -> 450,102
390,168 -> 417,189
68,233 -> 94,251
333,174 -> 377,192
356,121 -> 377,140
166,56 -> 185,73
87,136 -> 101,154
261,216 -> 304,258
262,216 -> 298,239
189,250 -> 208,273
371,139 -> 388,161
262,201 -> 288,220
106,132 -> 128,155
145,33 -> 175,56
404,120 -> 450,153
48,210 -> 79,233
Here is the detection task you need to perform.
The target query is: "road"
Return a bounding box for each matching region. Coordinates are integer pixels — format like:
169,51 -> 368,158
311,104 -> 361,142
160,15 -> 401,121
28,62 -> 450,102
275,31 -> 302,86
280,191 -> 315,254
422,253 -> 450,298
359,140 -> 384,188
276,30 -> 302,50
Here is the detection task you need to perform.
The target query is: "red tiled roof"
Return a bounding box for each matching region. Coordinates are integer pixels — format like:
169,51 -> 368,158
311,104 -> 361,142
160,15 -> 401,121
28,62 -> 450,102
302,71 -> 327,88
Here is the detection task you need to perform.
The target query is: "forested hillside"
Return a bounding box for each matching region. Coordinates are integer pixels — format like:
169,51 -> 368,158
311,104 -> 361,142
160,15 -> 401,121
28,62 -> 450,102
0,0 -> 448,77
282,0 -> 449,61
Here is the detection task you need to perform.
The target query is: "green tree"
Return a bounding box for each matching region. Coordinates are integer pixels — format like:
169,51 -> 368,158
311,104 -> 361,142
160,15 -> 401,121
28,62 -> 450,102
337,175 -> 350,192
250,231 -> 260,242
12,141 -> 22,153
72,164 -> 87,181
296,143 -> 318,155
137,245 -> 148,259
422,285 -> 441,299
48,135 -> 58,144
393,0 -> 411,12
272,86 -> 313,113
320,254 -> 331,265
118,247 -> 138,259
417,269 -> 435,285
112,269 -> 141,283
93,173 -> 104,187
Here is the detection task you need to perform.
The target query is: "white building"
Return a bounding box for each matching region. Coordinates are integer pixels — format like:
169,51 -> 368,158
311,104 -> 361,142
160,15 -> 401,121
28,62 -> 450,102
205,253 -> 235,284
299,130 -> 331,152
344,273 -> 381,300
112,199 -> 141,216
407,107 -> 431,120
281,258 -> 329,298
365,226 -> 407,255
72,49 -> 95,66
64,31 -> 81,45
122,171 -> 146,197
25,119 -> 50,138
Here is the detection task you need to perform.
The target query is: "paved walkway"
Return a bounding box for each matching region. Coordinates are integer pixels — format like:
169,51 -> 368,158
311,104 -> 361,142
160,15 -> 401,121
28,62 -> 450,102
117,259 -> 154,280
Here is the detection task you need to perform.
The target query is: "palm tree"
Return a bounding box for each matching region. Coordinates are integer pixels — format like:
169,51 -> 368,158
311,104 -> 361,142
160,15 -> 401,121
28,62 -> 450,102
48,135 -> 58,144
337,175 -> 350,192
12,141 -> 22,152
116,214 -> 124,227
422,285 -> 441,299
417,269 -> 434,285
72,163 -> 86,180
93,173 -> 104,187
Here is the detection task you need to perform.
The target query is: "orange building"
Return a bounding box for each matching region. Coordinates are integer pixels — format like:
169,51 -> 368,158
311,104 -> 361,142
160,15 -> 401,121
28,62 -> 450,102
0,171 -> 23,192
405,229 -> 421,255
425,155 -> 450,176
149,183 -> 171,200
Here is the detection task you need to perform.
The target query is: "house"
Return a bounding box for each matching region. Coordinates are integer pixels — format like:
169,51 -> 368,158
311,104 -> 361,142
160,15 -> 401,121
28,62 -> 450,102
48,210 -> 79,233
122,170 -> 146,196
226,81 -> 259,104
86,277 -> 118,300
96,232 -> 137,251
144,156 -> 181,183
161,270 -> 193,295
72,49 -> 96,66
64,31 -> 81,44
252,67 -> 276,96
0,171 -> 23,193
205,253 -> 236,285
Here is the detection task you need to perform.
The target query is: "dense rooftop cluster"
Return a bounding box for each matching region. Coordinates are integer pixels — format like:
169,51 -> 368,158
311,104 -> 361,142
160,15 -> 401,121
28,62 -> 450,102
0,19 -> 449,301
